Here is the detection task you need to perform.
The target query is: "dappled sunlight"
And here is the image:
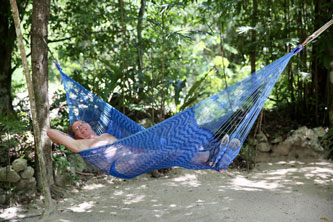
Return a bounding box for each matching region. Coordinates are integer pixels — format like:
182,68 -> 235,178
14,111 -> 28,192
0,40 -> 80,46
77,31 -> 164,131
266,168 -> 298,176
1,161 -> 331,222
113,190 -> 124,196
231,175 -> 280,191
82,183 -> 105,190
68,201 -> 96,213
123,194 -> 145,205
192,170 -> 209,175
275,160 -> 306,165
136,184 -> 148,190
172,173 -> 201,187
302,166 -> 333,185
228,160 -> 333,192
0,207 -> 31,221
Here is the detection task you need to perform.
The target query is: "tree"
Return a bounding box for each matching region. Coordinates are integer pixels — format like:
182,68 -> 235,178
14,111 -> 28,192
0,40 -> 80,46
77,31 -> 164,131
31,0 -> 56,217
45,0 -> 331,127
328,60 -> 333,128
31,0 -> 54,188
10,0 -> 55,218
311,0 -> 333,126
0,0 -> 29,115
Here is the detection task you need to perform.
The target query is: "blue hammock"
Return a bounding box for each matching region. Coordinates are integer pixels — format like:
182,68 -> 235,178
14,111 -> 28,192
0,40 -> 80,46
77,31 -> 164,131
56,46 -> 303,179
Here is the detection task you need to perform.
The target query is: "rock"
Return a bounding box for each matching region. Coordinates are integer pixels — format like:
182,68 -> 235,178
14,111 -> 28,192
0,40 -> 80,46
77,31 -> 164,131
138,118 -> 154,128
15,177 -> 37,191
15,179 -> 27,191
25,177 -> 37,190
67,154 -> 101,174
285,127 -> 305,145
313,127 -> 326,138
312,143 -> 324,152
29,199 -> 44,209
247,138 -> 258,146
273,142 -> 291,156
0,166 -> 21,183
0,194 -> 6,205
294,144 -> 321,159
255,152 -> 271,162
285,126 -> 321,149
54,164 -> 76,186
256,131 -> 268,143
21,166 -> 34,179
257,142 -> 271,152
14,176 -> 35,190
68,155 -> 88,173
12,159 -> 27,172
271,135 -> 283,144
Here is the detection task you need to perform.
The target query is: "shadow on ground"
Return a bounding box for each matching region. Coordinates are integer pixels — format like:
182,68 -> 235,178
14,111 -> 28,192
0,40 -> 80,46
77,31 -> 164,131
1,159 -> 332,222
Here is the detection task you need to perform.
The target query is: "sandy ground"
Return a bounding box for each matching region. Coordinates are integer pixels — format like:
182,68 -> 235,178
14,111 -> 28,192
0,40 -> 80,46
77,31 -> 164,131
1,159 -> 332,222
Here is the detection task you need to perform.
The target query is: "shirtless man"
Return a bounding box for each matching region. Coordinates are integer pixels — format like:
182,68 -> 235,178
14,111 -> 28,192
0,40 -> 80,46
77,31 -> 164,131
47,120 -> 118,153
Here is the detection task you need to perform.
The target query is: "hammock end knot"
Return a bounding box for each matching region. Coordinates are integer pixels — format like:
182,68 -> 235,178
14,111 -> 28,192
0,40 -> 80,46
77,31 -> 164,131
292,45 -> 304,54
55,63 -> 62,72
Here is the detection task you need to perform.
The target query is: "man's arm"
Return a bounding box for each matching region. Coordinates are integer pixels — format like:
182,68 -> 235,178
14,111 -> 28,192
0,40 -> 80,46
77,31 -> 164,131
47,129 -> 81,153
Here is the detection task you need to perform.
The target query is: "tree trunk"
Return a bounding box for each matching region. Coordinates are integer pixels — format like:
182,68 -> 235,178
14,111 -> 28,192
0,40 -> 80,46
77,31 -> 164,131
118,0 -> 128,113
329,61 -> 333,127
10,0 -> 55,218
31,0 -> 54,188
137,0 -> 146,96
0,0 -> 27,115
31,0 -> 57,218
137,0 -> 146,72
160,12 -> 166,121
312,0 -> 332,126
250,0 -> 257,74
296,4 -> 307,122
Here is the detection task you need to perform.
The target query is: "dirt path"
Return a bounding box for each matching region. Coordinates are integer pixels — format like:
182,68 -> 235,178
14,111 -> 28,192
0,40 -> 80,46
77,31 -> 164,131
1,159 -> 332,222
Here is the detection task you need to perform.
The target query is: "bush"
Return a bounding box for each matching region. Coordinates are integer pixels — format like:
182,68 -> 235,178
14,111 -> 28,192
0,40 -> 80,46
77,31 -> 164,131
320,128 -> 333,160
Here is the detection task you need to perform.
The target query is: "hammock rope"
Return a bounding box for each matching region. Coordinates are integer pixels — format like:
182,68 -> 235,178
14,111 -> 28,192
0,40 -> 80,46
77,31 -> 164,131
301,18 -> 333,46
50,20 -> 332,179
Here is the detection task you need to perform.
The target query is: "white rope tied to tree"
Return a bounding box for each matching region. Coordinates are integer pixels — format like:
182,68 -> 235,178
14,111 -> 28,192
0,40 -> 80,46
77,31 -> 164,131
301,18 -> 333,47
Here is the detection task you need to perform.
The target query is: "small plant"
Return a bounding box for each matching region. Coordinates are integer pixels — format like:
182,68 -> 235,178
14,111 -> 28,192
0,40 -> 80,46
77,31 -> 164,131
320,128 -> 333,160
0,113 -> 33,167
50,89 -> 70,130
52,144 -> 81,183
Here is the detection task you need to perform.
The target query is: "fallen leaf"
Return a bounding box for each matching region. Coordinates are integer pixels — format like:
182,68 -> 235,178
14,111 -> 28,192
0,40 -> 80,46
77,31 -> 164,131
320,217 -> 328,221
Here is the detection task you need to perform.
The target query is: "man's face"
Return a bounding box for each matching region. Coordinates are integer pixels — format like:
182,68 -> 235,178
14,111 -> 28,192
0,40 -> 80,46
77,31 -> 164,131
71,120 -> 96,139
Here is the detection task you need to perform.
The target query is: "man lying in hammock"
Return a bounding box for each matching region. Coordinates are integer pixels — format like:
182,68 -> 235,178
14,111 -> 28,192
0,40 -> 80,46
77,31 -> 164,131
48,120 -> 237,163
47,120 -> 118,153
48,120 -> 213,162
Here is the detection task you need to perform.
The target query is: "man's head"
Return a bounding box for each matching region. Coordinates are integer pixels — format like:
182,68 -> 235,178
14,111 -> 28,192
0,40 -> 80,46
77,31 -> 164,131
71,120 -> 96,139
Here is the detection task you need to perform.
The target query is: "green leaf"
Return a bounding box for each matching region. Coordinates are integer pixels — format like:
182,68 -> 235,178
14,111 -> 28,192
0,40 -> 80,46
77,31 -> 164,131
213,56 -> 230,68
193,41 -> 206,54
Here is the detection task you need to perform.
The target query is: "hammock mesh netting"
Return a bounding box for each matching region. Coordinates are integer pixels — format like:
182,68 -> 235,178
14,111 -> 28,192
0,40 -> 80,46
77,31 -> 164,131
56,46 -> 302,179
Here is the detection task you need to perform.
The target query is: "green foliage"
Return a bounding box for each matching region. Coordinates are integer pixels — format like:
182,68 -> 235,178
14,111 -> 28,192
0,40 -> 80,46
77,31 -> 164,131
238,144 -> 255,170
3,0 -> 330,175
320,128 -> 333,160
7,0 -> 329,130
46,0 -> 323,123
49,89 -> 70,131
0,111 -> 33,167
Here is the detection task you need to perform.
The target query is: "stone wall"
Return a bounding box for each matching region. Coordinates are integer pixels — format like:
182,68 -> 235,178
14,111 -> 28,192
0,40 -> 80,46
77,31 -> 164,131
0,159 -> 36,206
253,126 -> 327,162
